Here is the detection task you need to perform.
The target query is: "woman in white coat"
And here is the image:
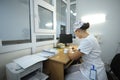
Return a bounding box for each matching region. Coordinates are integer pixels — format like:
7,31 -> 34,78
65,21 -> 108,80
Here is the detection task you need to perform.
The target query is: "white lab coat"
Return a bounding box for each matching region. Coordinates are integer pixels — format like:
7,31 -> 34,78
65,35 -> 108,80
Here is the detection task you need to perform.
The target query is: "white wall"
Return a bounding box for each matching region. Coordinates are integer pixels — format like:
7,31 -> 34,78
76,0 -> 120,64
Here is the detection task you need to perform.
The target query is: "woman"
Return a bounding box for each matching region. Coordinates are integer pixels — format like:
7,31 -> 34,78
65,21 -> 108,80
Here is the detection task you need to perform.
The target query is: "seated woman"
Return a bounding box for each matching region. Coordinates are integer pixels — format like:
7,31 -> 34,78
65,21 -> 108,80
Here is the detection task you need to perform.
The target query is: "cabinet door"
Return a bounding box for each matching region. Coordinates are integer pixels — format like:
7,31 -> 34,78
43,60 -> 64,80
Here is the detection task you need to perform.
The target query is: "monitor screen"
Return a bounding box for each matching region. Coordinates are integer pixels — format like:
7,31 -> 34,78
59,34 -> 73,46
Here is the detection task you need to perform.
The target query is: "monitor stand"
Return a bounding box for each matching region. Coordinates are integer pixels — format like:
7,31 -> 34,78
65,43 -> 67,47
65,43 -> 70,47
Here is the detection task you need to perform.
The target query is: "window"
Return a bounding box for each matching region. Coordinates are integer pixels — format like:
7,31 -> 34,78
38,6 -> 53,30
56,0 -> 67,38
43,0 -> 54,5
0,0 -> 31,46
70,4 -> 76,36
34,0 -> 55,33
0,0 -> 56,53
34,0 -> 56,46
36,35 -> 54,42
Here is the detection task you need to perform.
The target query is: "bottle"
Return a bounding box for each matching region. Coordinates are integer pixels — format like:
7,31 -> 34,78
89,65 -> 97,80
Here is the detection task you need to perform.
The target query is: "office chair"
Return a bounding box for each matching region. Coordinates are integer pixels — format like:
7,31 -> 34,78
106,54 -> 120,80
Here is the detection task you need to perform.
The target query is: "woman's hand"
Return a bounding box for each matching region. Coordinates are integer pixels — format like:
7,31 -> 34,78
67,48 -> 74,58
67,48 -> 81,60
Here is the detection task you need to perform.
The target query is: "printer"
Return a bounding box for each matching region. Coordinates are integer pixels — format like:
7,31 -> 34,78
6,54 -> 48,80
6,62 -> 42,80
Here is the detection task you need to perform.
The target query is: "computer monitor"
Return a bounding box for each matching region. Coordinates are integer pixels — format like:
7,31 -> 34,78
59,34 -> 73,46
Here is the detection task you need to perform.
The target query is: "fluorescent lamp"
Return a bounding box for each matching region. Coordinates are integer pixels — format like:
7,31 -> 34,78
81,13 -> 106,25
70,10 -> 73,14
70,10 -> 77,16
45,22 -> 53,28
73,13 -> 76,16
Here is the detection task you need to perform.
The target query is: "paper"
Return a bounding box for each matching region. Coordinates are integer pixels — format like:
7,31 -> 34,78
43,48 -> 58,54
13,55 -> 47,69
13,48 -> 57,69
35,52 -> 55,57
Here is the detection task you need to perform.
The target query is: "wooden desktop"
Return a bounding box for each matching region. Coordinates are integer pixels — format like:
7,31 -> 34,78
43,48 -> 73,80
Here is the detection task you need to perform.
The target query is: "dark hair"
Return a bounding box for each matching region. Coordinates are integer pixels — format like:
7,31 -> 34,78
80,22 -> 90,30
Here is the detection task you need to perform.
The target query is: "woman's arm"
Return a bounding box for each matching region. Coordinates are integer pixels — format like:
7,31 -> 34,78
67,48 -> 84,60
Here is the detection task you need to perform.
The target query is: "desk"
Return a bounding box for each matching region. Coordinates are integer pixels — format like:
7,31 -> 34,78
43,49 -> 73,80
